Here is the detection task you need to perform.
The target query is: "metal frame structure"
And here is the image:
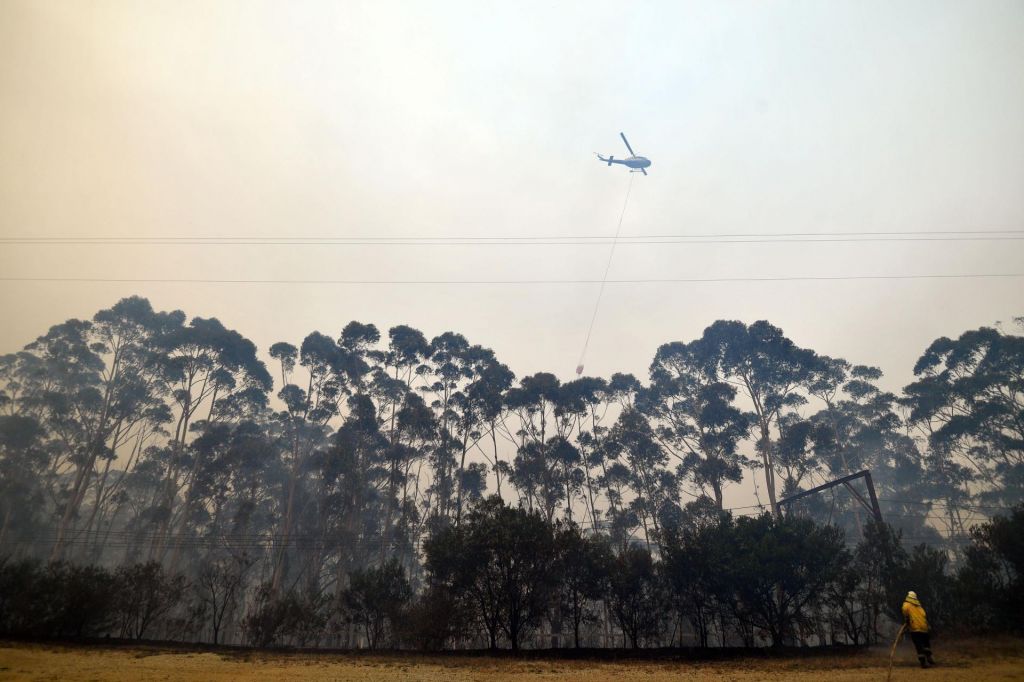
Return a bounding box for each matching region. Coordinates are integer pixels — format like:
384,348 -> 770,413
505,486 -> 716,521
776,469 -> 884,526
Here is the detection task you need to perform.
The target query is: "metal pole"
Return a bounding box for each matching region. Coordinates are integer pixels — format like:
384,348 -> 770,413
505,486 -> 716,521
863,471 -> 884,526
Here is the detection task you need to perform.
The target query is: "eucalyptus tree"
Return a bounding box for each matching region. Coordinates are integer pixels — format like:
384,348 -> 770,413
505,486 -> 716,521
76,299 -> 179,564
385,392 -> 437,568
606,407 -> 679,550
0,414 -> 47,551
646,339 -> 753,509
421,332 -> 474,521
154,315 -> 271,567
699,320 -> 816,516
506,373 -> 570,522
364,358 -> 430,562
804,367 -> 933,540
902,324 -> 1024,508
556,377 -> 607,527
596,458 -> 639,547
312,323 -> 387,586
177,419 -> 284,573
773,415 -> 817,496
371,325 -> 432,552
548,377 -> 626,525
318,393 -> 391,585
574,373 -> 640,535
4,298 -> 178,561
510,437 -> 576,524
452,345 -> 511,524
463,355 -> 514,505
281,324 -> 381,578
803,355 -> 854,469
799,356 -> 871,527
509,379 -> 590,523
803,359 -> 916,486
267,325 -> 372,593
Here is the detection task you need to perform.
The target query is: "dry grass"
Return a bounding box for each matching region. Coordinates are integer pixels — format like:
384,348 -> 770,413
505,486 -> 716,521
1,638 -> 1022,681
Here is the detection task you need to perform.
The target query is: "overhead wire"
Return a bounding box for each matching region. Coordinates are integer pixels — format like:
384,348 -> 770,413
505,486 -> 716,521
878,498 -> 1018,512
1,237 -> 1022,247
2,229 -> 1023,246
3,273 -> 1023,285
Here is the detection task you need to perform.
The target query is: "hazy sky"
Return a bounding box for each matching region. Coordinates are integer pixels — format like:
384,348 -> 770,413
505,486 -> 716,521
2,1 -> 1023,506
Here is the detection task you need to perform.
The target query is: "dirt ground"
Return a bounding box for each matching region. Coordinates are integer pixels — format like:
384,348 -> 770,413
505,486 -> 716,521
1,638 -> 1022,681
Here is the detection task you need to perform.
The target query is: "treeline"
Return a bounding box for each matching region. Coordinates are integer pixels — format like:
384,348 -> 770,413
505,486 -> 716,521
0,296 -> 1021,647
1,503 -> 1021,648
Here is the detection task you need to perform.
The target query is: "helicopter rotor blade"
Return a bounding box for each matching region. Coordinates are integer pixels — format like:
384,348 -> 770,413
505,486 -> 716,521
619,132 -> 636,156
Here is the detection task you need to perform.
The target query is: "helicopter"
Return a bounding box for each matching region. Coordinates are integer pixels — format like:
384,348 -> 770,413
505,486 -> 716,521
596,132 -> 651,175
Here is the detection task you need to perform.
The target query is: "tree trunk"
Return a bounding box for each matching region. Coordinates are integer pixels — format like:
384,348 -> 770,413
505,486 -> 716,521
759,423 -> 780,516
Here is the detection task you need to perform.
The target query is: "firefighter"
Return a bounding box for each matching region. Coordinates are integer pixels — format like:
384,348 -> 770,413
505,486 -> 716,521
902,590 -> 935,668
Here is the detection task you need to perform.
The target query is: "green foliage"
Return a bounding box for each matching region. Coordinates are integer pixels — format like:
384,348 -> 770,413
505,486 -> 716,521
554,524 -> 611,647
396,584 -> 471,651
955,505 -> 1024,632
242,583 -> 328,648
113,561 -> 186,639
425,496 -> 559,650
607,544 -> 664,648
342,559 -> 412,649
660,500 -> 735,647
725,514 -> 849,647
646,339 -> 754,508
0,560 -> 180,639
903,326 -> 1024,506
1,298 -> 1021,650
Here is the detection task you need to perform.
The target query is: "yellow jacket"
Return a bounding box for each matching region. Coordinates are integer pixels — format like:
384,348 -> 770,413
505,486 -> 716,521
902,597 -> 929,633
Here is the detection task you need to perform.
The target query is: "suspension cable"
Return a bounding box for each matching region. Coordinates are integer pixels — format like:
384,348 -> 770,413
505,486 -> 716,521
576,174 -> 635,375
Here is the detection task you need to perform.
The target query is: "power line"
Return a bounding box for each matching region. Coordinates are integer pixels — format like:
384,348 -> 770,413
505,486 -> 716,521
3,273 -> 1022,285
2,234 -> 1023,246
878,498 -> 1017,513
3,229 -> 1023,240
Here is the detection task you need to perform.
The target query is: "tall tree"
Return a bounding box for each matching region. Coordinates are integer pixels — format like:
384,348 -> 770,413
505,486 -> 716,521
647,339 -> 753,509
268,329 -> 355,592
0,415 -> 47,549
155,315 -> 271,566
507,373 -> 566,522
463,355 -> 514,506
903,324 -> 1024,508
372,325 -> 433,560
607,407 -> 678,549
422,332 -> 474,522
9,298 -> 177,561
701,320 -> 815,515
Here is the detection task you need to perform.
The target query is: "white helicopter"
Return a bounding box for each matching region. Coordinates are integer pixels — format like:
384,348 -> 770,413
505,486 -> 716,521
596,132 -> 651,175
